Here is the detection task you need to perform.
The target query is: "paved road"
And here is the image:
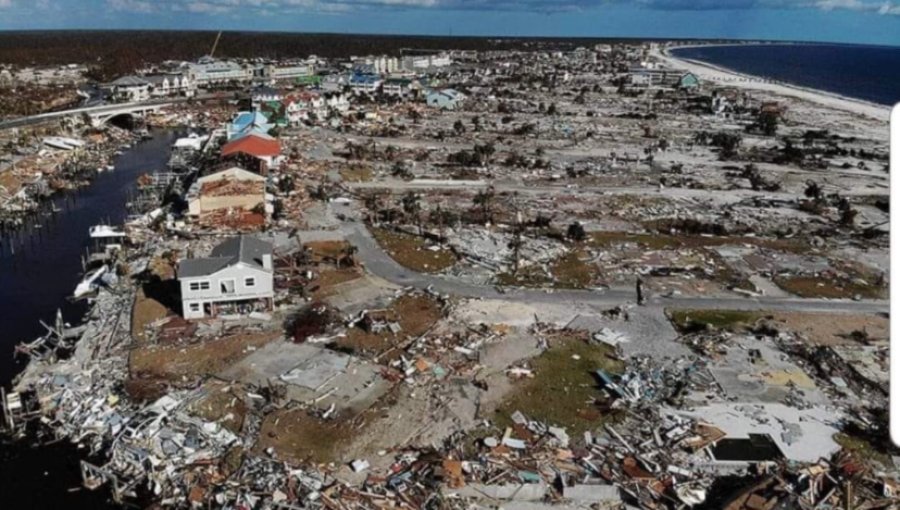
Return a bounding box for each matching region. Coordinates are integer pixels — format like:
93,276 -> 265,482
340,220 -> 889,315
0,93 -> 223,130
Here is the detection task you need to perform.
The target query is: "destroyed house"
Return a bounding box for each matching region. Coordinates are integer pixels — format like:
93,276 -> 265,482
178,236 -> 274,319
426,89 -> 465,110
186,166 -> 268,218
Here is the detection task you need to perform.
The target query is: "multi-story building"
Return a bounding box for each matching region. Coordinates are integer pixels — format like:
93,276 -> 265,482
187,58 -> 254,87
178,236 -> 274,319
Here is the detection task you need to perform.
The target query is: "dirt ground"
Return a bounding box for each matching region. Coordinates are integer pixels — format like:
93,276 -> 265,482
254,407 -> 364,465
371,227 -> 457,273
311,267 -> 363,298
187,380 -> 250,434
497,249 -> 600,289
765,311 -> 888,346
331,293 -> 444,357
667,308 -> 887,346
129,329 -> 282,385
774,275 -> 886,299
131,287 -> 171,343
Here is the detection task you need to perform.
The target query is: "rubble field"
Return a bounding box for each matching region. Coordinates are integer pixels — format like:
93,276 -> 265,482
3,40 -> 895,510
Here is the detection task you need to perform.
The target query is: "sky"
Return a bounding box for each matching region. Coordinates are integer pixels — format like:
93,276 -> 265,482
0,0 -> 899,46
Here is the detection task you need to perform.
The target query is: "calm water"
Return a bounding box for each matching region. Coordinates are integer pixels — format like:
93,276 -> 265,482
0,129 -> 176,509
671,43 -> 900,106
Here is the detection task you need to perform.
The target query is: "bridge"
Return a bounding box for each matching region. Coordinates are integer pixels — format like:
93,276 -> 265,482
0,99 -> 181,131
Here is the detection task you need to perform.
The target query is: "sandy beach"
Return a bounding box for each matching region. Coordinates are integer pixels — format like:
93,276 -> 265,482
657,46 -> 891,122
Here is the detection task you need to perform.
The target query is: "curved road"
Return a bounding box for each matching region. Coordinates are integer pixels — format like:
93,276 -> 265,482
340,220 -> 888,315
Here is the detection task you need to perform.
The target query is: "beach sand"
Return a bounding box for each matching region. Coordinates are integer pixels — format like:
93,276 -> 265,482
656,46 -> 891,122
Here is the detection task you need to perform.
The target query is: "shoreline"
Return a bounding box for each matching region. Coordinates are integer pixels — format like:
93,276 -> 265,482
658,45 -> 891,122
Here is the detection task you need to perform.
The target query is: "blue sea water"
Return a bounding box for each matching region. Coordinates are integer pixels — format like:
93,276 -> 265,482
671,43 -> 900,106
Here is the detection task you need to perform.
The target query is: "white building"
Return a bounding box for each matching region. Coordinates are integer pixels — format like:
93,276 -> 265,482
285,92 -> 326,124
145,73 -> 196,97
110,76 -> 151,102
178,236 -> 274,319
402,54 -> 452,71
187,59 -> 253,87
349,74 -> 382,95
262,63 -> 314,81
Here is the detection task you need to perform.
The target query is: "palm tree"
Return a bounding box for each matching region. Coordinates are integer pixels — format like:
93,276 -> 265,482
473,186 -> 496,225
400,191 -> 422,234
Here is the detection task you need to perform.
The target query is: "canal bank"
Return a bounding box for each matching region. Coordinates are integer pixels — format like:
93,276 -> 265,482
0,129 -> 177,509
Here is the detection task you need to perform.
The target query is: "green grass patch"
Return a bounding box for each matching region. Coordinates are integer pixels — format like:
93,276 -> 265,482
668,309 -> 761,333
833,433 -> 893,467
495,335 -> 625,436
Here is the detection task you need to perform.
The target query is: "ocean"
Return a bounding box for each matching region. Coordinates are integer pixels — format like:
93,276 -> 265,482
671,43 -> 900,106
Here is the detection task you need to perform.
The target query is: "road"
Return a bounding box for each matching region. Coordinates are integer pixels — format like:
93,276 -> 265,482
340,220 -> 888,315
0,93 -> 223,131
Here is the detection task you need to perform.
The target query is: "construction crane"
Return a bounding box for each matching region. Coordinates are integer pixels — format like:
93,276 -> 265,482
209,31 -> 223,59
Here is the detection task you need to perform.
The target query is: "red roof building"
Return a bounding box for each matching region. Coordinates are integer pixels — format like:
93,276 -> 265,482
221,133 -> 282,175
221,133 -> 281,159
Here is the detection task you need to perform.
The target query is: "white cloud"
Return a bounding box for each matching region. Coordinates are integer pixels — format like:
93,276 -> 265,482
0,0 -> 12,8
107,0 -> 156,13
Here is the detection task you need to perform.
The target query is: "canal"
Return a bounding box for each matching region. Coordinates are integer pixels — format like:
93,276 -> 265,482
0,129 -> 176,509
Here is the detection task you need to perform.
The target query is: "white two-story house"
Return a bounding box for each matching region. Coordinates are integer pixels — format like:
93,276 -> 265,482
145,73 -> 196,97
178,236 -> 274,319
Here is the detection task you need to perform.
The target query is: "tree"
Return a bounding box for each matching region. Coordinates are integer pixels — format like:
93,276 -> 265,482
567,222 -> 587,242
400,191 -> 422,233
804,180 -> 823,201
391,161 -> 413,180
758,110 -> 779,136
473,186 -> 496,225
838,197 -> 858,227
508,195 -> 525,273
547,103 -> 558,115
710,132 -> 742,159
453,119 -> 466,135
473,143 -> 495,166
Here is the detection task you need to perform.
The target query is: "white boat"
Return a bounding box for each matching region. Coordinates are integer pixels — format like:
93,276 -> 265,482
73,265 -> 107,299
43,136 -> 85,151
89,225 -> 126,239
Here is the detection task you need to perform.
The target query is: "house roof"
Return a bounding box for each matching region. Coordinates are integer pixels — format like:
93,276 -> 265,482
178,235 -> 272,278
144,73 -> 183,85
221,133 -> 281,159
197,166 -> 266,184
111,75 -> 149,87
252,85 -> 281,97
228,111 -> 273,141
350,74 -> 381,85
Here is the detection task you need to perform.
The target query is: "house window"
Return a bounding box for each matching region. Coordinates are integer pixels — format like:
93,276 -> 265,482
189,281 -> 210,291
245,277 -> 256,287
189,303 -> 200,312
220,279 -> 235,295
